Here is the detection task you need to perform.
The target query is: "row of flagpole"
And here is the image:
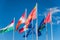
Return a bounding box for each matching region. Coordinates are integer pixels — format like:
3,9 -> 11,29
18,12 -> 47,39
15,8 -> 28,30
11,4 -> 60,40
12,3 -> 54,40
1,3 -> 60,40
23,3 -> 53,40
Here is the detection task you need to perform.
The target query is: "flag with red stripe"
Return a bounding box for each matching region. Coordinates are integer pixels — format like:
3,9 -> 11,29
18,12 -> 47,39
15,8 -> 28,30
16,13 -> 25,30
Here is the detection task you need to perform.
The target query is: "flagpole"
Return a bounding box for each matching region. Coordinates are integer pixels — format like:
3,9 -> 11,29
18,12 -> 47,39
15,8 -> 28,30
45,14 -> 48,40
36,3 -> 38,40
25,8 -> 27,40
1,26 -> 3,40
13,17 -> 15,40
32,11 -> 34,40
50,8 -> 53,40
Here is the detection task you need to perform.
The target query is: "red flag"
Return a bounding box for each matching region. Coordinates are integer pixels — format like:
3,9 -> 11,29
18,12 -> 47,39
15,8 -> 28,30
44,12 -> 51,23
16,13 -> 25,30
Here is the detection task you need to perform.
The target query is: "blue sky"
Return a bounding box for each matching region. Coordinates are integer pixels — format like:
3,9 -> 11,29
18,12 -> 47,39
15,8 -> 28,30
0,0 -> 60,40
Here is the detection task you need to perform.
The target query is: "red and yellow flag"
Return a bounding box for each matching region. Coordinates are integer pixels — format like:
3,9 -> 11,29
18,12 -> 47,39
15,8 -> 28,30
25,6 -> 36,26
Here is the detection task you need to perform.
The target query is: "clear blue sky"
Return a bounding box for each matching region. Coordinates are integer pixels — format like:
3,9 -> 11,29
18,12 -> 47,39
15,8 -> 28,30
0,0 -> 60,40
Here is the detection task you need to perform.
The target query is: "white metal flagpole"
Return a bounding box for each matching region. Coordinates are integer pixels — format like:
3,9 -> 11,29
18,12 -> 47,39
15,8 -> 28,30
25,8 -> 27,40
13,17 -> 15,40
50,8 -> 53,40
32,12 -> 34,40
36,3 -> 38,40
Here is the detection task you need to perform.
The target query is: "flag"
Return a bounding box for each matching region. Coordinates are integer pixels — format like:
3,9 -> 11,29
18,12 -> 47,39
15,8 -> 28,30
19,6 -> 36,33
0,18 -> 14,33
38,12 -> 51,36
16,13 -> 25,30
25,6 -> 36,27
44,12 -> 51,23
38,18 -> 45,31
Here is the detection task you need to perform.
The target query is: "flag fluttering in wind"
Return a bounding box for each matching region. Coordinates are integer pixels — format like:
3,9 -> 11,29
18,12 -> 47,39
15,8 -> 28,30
19,6 -> 36,33
38,12 -> 51,36
38,19 -> 45,36
44,12 -> 51,23
38,18 -> 45,31
0,18 -> 15,33
16,13 -> 25,30
25,6 -> 36,26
